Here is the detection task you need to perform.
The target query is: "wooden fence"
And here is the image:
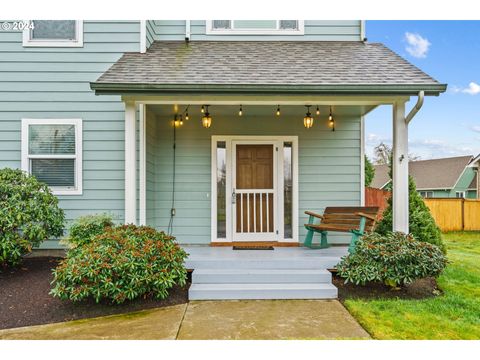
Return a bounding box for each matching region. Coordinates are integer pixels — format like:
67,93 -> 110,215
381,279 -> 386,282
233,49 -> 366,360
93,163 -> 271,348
423,198 -> 480,231
365,187 -> 390,218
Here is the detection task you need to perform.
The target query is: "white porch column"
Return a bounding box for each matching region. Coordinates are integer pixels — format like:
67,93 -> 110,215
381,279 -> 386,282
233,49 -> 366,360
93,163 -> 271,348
392,100 -> 409,233
124,101 -> 137,224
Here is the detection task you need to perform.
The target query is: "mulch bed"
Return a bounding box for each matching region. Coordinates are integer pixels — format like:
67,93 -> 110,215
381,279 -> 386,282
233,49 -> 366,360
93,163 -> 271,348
0,257 -> 189,330
332,273 -> 441,302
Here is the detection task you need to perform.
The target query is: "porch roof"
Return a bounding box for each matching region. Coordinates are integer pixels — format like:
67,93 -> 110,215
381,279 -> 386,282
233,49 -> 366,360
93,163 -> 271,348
91,41 -> 446,96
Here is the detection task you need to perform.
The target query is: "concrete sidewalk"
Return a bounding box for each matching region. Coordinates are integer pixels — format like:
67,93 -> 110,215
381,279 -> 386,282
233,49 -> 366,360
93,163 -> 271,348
0,300 -> 370,340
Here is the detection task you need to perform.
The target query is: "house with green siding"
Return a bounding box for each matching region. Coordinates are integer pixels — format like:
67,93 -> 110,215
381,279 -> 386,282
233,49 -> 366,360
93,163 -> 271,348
0,20 -> 447,299
372,156 -> 478,199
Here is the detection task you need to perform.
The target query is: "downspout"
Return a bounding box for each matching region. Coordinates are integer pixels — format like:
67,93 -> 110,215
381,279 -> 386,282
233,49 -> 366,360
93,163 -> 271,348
405,91 -> 425,124
185,20 -> 191,42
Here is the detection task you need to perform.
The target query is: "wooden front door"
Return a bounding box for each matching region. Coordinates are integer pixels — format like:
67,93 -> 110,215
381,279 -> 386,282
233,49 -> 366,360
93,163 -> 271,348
232,143 -> 277,241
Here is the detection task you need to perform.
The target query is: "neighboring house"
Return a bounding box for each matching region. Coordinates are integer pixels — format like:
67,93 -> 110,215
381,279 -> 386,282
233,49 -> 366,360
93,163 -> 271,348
0,20 -> 447,250
372,155 -> 478,199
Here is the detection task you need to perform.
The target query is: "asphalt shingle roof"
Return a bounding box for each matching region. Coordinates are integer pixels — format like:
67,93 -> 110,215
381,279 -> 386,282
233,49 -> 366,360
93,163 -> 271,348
92,41 -> 446,94
371,156 -> 474,190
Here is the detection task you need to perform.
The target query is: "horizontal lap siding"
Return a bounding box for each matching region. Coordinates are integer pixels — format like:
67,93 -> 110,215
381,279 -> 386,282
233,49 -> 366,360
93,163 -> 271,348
150,111 -> 360,244
149,20 -> 362,41
0,20 -> 141,249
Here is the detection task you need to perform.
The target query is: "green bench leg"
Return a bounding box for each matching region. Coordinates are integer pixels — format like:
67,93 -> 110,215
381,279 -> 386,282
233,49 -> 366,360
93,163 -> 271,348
348,217 -> 367,254
304,228 -> 314,248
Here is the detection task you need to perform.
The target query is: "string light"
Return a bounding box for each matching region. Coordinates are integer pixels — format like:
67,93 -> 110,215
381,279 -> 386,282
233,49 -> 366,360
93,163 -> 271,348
238,105 -> 243,116
185,112 -> 189,121
328,106 -> 335,131
201,105 -> 205,113
303,105 -> 314,129
276,105 -> 281,116
316,105 -> 320,115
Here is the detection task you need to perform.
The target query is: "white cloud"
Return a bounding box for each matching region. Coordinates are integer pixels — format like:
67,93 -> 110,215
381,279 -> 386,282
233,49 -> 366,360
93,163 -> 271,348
462,82 -> 480,95
472,125 -> 480,133
404,32 -> 431,58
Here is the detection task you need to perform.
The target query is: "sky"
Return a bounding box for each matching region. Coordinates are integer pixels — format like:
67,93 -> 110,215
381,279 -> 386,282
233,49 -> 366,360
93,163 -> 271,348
365,21 -> 480,161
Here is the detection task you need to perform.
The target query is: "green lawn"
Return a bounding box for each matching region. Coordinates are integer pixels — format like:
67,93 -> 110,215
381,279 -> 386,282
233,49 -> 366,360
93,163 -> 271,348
343,232 -> 480,339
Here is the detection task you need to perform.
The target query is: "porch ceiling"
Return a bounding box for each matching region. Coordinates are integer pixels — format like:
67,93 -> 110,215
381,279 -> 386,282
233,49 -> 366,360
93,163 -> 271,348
91,41 -> 447,96
148,104 -> 376,118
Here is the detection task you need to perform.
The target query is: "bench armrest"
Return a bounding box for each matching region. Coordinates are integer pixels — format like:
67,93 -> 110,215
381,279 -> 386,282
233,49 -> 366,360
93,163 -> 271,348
355,212 -> 377,221
305,211 -> 323,219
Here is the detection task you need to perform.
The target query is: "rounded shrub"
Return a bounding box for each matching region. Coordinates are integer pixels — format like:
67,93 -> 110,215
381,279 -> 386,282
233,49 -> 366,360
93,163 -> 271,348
0,168 -> 65,268
63,213 -> 114,248
337,232 -> 447,288
50,225 -> 188,304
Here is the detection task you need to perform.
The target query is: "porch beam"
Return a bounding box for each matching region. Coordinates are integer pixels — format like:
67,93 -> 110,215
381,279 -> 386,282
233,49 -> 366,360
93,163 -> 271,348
124,101 -> 137,224
122,94 -> 410,106
392,100 -> 409,233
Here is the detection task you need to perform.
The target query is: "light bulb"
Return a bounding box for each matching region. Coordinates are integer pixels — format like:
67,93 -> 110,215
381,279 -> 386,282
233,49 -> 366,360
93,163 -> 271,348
276,106 -> 281,116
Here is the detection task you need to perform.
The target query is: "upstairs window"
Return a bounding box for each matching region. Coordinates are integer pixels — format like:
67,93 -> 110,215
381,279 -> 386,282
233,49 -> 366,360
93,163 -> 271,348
21,119 -> 83,195
23,20 -> 83,47
207,20 -> 304,35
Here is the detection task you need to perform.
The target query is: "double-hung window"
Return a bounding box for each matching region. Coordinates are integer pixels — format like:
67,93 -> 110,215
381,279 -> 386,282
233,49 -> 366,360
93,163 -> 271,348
207,20 -> 304,35
21,119 -> 83,195
23,20 -> 83,47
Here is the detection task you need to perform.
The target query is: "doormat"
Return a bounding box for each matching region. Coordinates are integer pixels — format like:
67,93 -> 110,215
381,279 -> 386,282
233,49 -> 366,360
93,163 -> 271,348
233,246 -> 274,250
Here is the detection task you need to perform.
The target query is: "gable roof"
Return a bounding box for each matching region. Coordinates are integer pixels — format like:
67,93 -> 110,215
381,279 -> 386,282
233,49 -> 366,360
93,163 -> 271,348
371,155 -> 474,190
91,41 -> 446,95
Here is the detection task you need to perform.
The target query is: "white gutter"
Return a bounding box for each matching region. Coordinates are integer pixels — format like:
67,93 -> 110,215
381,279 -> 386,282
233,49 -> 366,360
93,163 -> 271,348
185,20 -> 191,41
405,91 -> 424,124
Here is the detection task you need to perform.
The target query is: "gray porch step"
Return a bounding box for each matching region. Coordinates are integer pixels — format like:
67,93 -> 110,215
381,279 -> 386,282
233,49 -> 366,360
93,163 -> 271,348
192,268 -> 332,284
185,257 -> 340,270
189,283 -> 338,300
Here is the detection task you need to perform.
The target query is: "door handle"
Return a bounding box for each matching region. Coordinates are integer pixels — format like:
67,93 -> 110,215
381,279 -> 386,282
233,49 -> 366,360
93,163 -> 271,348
232,189 -> 236,204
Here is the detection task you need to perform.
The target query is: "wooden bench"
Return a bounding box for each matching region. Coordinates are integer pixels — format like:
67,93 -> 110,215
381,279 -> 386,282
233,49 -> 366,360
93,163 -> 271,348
303,206 -> 379,253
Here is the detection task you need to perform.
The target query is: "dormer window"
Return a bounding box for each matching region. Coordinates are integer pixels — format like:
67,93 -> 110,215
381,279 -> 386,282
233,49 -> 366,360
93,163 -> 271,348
23,20 -> 83,47
207,20 -> 304,35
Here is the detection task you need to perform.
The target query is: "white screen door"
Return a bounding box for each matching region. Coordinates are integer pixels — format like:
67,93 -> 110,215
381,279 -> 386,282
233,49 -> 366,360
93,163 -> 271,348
232,141 -> 278,241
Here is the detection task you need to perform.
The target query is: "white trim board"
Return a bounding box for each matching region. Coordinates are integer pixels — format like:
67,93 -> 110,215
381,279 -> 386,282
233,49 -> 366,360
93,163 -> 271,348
21,118 -> 83,196
211,135 -> 299,244
139,104 -> 146,225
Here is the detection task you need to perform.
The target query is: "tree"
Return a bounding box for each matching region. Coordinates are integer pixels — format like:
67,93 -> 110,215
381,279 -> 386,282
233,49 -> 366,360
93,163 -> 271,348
375,165 -> 445,253
373,142 -> 421,165
373,142 -> 392,165
364,155 -> 375,187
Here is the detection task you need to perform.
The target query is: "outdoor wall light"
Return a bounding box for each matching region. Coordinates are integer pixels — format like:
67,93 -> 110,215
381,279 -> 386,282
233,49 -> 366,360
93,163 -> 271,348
202,105 -> 212,128
303,105 -> 314,129
276,105 -> 281,116
328,106 -> 335,131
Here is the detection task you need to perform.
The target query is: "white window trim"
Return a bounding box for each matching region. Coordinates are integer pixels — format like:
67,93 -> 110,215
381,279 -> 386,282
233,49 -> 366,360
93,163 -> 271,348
21,118 -> 83,195
210,135 -> 299,244
22,20 -> 84,47
455,191 -> 466,198
206,20 -> 305,35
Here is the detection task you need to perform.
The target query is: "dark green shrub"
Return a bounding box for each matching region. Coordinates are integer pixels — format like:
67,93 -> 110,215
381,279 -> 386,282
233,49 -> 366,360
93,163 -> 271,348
0,168 -> 65,268
376,175 -> 445,253
50,225 -> 188,304
63,213 -> 114,248
337,232 -> 447,287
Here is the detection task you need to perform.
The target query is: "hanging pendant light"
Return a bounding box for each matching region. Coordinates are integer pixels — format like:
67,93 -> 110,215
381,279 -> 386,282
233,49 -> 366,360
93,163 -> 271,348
303,105 -> 314,129
276,105 -> 281,116
202,105 -> 212,128
316,105 -> 320,115
238,105 -> 243,116
328,106 -> 335,131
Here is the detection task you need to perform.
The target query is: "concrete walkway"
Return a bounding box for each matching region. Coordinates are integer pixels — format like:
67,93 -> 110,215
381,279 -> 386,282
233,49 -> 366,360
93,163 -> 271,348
0,300 -> 370,340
